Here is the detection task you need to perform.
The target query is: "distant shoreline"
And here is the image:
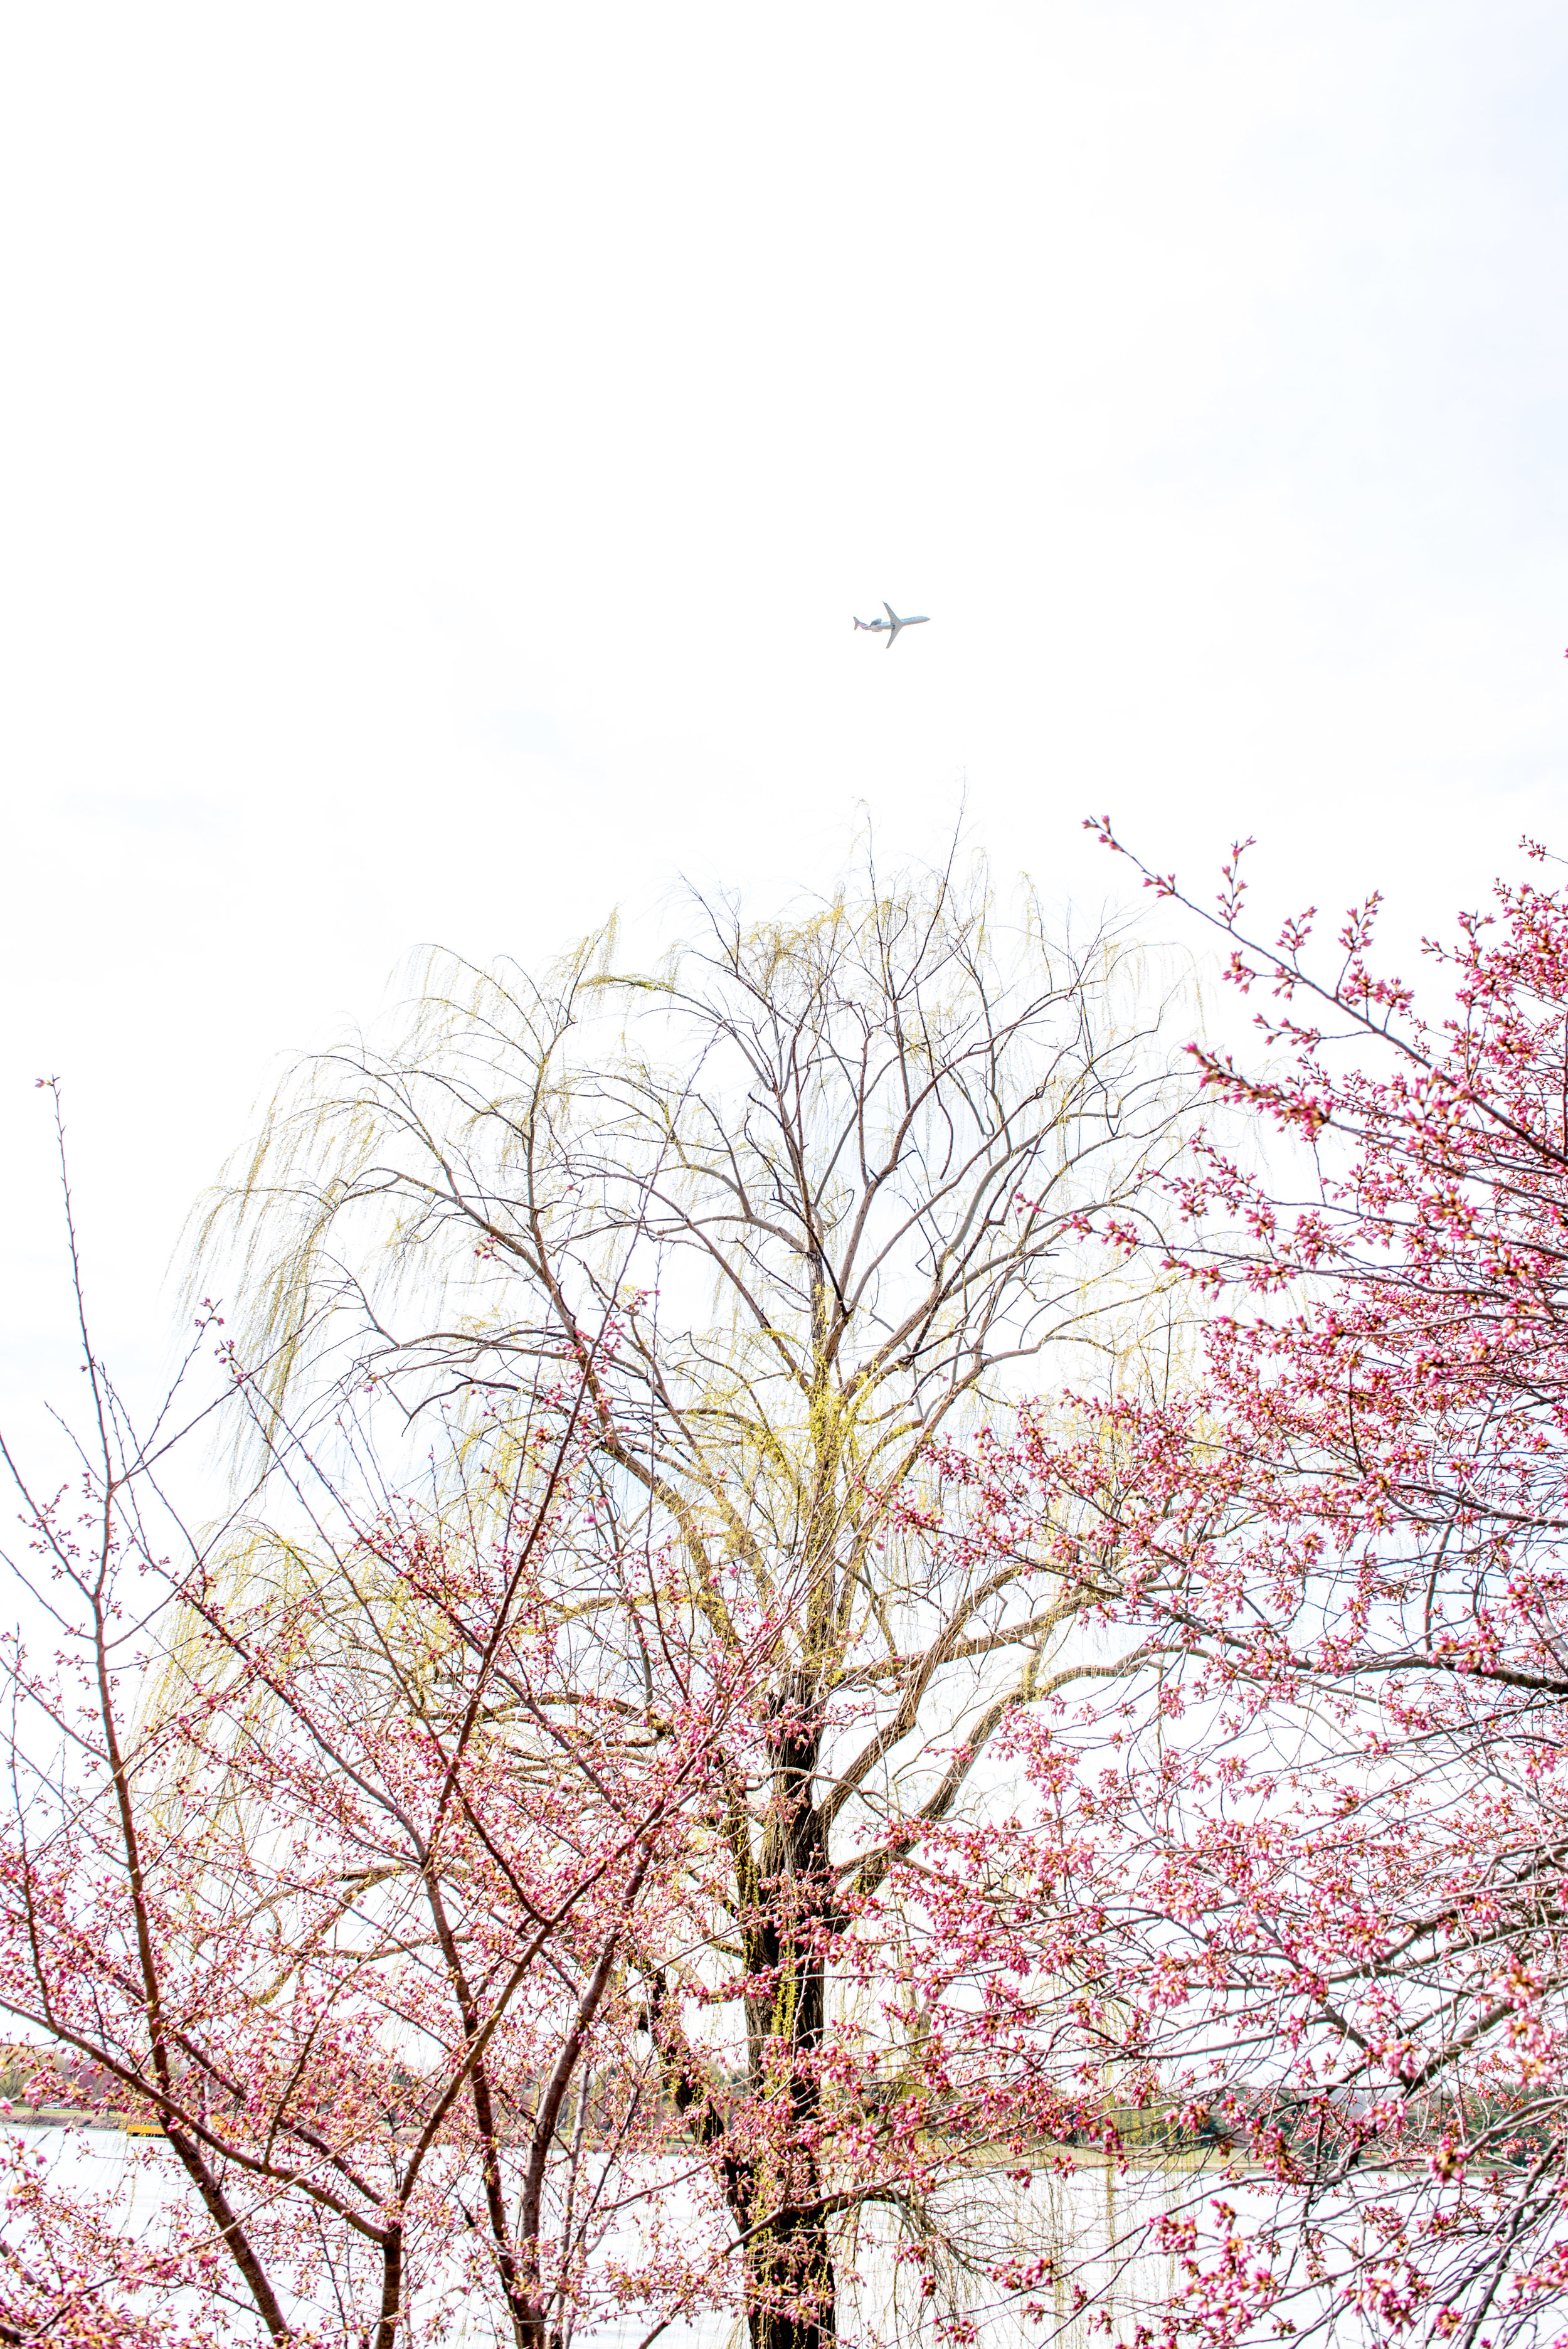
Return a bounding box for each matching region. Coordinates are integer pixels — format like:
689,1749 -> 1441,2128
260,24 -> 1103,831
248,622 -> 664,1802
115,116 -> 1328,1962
0,2110 -> 167,2136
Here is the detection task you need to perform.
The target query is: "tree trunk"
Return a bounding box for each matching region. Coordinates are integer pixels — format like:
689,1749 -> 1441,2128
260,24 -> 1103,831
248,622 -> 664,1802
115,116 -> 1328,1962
744,2200 -> 836,2349
737,1680 -> 837,2349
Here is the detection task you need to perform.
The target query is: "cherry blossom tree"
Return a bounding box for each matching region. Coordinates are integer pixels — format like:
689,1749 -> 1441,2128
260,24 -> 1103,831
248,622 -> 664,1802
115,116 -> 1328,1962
0,1089 -> 780,2348
898,830 -> 1568,2348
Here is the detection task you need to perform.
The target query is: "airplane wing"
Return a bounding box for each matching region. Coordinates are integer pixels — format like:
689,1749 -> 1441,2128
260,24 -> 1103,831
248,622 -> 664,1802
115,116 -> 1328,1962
885,623 -> 901,648
883,602 -> 899,625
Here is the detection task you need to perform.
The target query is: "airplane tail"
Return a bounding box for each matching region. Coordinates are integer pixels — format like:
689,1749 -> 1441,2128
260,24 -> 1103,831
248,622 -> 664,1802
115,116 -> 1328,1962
853,616 -> 867,630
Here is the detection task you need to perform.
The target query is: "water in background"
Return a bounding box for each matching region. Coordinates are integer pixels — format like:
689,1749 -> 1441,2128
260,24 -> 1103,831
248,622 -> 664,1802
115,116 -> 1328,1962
0,2123 -> 1479,2346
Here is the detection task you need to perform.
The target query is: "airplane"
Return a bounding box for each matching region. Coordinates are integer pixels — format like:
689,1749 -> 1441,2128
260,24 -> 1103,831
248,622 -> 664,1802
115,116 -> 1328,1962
854,601 -> 930,649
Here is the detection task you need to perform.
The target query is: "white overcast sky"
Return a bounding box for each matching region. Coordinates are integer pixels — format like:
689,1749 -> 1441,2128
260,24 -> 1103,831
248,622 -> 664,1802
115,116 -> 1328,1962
3,0 -> 1568,1427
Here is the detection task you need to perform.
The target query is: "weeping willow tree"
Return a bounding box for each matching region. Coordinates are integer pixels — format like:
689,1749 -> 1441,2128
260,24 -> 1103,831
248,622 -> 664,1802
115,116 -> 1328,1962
196,847 -> 1194,2349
